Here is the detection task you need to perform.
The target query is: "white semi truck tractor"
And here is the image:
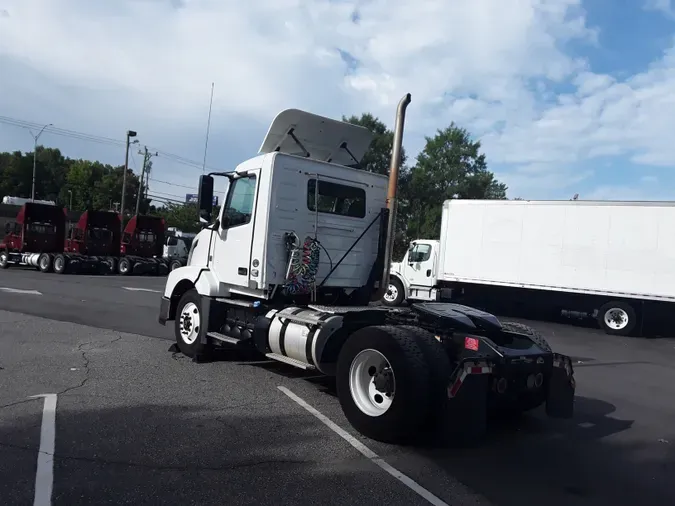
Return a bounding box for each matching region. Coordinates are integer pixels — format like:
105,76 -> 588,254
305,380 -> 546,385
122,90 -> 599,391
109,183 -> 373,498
157,95 -> 576,444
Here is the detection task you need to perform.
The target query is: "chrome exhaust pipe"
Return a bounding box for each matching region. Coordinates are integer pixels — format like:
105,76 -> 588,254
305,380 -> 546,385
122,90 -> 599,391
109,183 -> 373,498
373,93 -> 412,301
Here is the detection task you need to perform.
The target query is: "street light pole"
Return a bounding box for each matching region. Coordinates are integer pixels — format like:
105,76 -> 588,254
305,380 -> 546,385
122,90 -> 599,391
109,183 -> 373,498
120,130 -> 137,233
29,123 -> 53,201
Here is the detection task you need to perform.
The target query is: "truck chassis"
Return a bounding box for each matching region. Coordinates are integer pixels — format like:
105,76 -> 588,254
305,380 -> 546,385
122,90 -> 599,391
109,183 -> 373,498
160,290 -> 575,444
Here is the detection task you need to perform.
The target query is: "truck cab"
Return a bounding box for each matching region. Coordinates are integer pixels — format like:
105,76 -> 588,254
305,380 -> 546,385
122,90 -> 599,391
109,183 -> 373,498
0,202 -> 67,271
65,210 -> 121,257
164,229 -> 196,271
385,239 -> 446,306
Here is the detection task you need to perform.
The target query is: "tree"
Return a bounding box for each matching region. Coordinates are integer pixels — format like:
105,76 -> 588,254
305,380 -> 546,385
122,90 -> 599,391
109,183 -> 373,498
343,113 -> 407,175
344,113 -> 412,257
406,123 -> 507,240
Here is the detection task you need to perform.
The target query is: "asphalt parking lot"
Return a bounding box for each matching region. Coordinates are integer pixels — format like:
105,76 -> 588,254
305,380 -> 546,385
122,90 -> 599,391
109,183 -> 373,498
1,268 -> 675,506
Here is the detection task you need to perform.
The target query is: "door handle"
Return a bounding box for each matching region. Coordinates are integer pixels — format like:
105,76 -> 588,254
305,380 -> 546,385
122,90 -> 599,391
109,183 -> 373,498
426,269 -> 431,276
238,267 -> 248,275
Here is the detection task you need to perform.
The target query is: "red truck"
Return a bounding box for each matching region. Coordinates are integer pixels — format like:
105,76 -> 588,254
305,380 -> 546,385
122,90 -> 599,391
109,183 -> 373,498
0,203 -> 169,275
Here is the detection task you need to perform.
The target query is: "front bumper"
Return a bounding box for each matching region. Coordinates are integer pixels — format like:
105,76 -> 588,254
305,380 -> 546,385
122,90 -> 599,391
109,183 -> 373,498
158,296 -> 171,325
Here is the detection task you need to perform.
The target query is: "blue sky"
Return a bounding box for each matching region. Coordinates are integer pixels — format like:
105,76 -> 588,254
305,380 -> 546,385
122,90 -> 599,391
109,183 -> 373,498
2,0 -> 675,203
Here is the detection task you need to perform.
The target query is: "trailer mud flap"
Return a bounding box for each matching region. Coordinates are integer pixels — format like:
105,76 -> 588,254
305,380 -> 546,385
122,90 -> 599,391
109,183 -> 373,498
545,354 -> 575,419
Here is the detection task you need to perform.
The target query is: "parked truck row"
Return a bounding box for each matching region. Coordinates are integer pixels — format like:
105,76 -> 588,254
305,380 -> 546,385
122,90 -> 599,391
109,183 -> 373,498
0,201 -> 178,276
385,199 -> 675,336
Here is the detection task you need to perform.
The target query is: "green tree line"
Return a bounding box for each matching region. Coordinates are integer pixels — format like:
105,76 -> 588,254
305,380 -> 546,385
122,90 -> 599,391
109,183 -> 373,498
0,113 -> 507,252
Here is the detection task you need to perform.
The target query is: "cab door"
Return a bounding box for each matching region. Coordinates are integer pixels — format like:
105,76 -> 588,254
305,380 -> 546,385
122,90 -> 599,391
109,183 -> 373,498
211,171 -> 259,289
402,242 -> 435,287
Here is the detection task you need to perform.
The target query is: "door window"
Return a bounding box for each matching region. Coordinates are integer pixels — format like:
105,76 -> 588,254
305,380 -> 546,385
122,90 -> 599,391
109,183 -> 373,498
409,243 -> 432,263
223,175 -> 257,228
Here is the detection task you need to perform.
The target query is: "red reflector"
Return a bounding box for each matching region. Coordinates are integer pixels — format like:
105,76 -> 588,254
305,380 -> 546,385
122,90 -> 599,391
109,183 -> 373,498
470,367 -> 484,374
464,337 -> 479,351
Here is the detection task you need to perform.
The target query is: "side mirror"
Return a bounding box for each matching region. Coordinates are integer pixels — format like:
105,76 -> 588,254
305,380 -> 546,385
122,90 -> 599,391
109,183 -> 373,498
198,175 -> 214,223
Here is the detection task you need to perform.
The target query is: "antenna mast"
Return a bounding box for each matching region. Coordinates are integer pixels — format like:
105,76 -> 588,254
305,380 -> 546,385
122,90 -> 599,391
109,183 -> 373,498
201,82 -> 215,173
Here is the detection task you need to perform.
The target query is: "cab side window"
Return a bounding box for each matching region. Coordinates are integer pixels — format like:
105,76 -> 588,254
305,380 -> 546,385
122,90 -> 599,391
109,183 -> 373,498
409,244 -> 432,263
223,176 -> 257,228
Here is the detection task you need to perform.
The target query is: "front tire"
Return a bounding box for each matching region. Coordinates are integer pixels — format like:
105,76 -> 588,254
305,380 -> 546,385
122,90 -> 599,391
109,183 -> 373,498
382,278 -> 405,307
335,325 -> 431,444
174,289 -> 211,358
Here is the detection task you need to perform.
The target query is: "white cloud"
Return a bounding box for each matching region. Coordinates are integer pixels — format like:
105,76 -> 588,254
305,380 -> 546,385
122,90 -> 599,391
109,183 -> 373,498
0,0 -> 674,201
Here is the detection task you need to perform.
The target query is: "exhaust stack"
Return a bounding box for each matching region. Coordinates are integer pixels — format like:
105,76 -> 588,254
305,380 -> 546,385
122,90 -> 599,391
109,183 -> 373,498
373,93 -> 411,301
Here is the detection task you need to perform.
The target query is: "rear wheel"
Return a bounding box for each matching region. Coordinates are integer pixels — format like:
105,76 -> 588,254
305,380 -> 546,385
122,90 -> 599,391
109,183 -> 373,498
0,251 -> 9,269
53,254 -> 67,274
170,260 -> 182,271
597,301 -> 637,336
336,325 -> 430,444
118,257 -> 132,275
38,253 -> 52,273
382,278 -> 405,307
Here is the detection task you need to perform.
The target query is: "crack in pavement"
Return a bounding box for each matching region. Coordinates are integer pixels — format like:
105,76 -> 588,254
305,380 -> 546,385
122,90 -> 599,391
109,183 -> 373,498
59,334 -> 124,397
0,440 -> 310,472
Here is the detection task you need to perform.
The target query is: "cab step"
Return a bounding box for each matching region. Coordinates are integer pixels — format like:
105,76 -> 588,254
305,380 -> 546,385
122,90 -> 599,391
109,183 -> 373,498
208,332 -> 242,345
265,352 -> 315,370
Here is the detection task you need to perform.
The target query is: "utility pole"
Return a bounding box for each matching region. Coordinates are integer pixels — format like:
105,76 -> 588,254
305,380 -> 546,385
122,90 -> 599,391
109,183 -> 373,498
29,123 -> 52,201
120,130 -> 137,233
135,146 -> 158,215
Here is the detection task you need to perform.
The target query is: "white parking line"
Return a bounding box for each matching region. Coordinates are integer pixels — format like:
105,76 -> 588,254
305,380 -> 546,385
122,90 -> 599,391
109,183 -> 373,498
0,287 -> 42,295
30,393 -> 58,506
122,287 -> 162,293
277,386 -> 450,506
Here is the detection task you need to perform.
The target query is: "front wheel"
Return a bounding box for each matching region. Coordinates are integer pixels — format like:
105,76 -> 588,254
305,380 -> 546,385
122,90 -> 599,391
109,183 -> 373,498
174,289 -> 211,358
382,278 -> 405,307
335,325 -> 431,444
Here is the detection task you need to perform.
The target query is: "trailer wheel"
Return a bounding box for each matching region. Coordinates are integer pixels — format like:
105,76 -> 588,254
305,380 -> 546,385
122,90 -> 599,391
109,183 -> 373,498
118,257 -> 132,276
53,254 -> 67,274
0,251 -> 8,269
382,278 -> 405,307
597,301 -> 637,336
170,260 -> 182,272
336,325 -> 431,444
500,321 -> 552,352
38,253 -> 53,273
174,289 -> 211,358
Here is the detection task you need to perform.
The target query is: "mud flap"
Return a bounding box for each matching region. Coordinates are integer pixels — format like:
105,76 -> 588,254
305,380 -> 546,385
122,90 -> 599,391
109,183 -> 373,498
436,374 -> 489,446
545,356 -> 575,419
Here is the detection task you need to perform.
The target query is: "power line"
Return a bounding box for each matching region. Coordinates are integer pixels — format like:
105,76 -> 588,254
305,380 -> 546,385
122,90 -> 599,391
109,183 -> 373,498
0,114 -> 221,171
148,177 -> 195,190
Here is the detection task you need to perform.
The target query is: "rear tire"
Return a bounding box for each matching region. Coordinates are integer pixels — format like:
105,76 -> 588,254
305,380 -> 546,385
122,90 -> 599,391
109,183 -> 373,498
170,260 -> 182,272
53,254 -> 67,274
38,253 -> 52,273
174,289 -> 211,358
500,321 -> 552,352
335,325 -> 431,444
118,257 -> 132,276
0,251 -> 9,269
382,278 -> 405,307
597,301 -> 637,336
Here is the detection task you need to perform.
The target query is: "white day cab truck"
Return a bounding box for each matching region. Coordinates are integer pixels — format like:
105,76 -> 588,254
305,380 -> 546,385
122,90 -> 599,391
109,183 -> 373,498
385,199 -> 675,336
163,227 -> 196,272
158,95 -> 576,445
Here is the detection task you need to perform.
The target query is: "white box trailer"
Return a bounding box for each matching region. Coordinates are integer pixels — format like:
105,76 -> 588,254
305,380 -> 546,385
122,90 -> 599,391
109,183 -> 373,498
385,199 -> 675,335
